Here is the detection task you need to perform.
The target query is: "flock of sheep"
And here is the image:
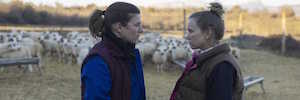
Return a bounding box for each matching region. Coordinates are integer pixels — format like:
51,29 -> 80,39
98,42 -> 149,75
0,30 -> 98,72
0,31 -> 240,73
136,33 -> 193,72
136,33 -> 241,72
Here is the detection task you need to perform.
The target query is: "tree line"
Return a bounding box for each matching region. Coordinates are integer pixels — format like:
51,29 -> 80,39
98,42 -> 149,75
0,2 -> 89,27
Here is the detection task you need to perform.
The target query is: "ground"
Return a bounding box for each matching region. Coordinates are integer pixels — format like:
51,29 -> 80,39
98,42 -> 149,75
0,49 -> 300,100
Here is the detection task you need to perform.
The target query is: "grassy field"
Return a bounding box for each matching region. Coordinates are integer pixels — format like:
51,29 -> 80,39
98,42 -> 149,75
0,49 -> 300,100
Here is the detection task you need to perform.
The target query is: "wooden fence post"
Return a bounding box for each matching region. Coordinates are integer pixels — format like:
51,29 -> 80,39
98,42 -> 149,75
281,11 -> 287,55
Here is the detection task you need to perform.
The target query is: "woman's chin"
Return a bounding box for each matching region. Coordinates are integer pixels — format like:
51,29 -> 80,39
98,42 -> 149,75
191,45 -> 203,50
132,39 -> 138,44
189,43 -> 196,49
190,45 -> 197,49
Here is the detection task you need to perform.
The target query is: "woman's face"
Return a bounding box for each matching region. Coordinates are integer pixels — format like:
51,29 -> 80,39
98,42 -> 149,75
119,14 -> 143,43
185,18 -> 210,50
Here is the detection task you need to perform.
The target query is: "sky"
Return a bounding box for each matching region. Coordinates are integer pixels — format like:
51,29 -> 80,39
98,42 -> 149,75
4,0 -> 300,8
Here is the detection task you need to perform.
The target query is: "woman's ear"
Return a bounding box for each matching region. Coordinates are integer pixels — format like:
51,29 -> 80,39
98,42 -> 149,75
111,23 -> 122,37
206,28 -> 218,44
207,27 -> 215,39
207,29 -> 212,39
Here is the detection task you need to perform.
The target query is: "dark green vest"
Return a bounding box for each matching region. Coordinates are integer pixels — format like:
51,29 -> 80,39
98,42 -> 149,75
174,44 -> 244,100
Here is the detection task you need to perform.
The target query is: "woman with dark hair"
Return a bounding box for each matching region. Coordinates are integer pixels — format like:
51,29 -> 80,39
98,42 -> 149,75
170,2 -> 244,100
81,2 -> 145,100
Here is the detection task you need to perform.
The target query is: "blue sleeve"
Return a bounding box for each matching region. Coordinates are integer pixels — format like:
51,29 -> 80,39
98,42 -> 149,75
81,56 -> 111,100
134,49 -> 146,100
207,62 -> 235,100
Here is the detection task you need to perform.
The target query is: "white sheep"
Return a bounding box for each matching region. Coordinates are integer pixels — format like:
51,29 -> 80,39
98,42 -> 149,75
136,42 -> 157,62
0,43 -> 11,54
20,37 -> 43,66
152,45 -> 169,72
67,31 -> 80,40
230,46 -> 241,59
61,40 -> 77,64
171,46 -> 189,61
141,32 -> 161,43
23,31 -> 44,41
76,48 -> 90,65
0,33 -> 5,43
0,43 -> 11,72
155,36 -> 168,46
40,36 -> 61,57
0,42 -> 34,72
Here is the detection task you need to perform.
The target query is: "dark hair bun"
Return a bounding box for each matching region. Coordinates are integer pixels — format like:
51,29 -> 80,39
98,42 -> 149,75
97,10 -> 105,17
209,2 -> 224,18
89,9 -> 105,38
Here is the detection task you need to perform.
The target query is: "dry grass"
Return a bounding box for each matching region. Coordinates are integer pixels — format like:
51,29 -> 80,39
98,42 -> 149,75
240,49 -> 300,100
0,49 -> 300,100
0,57 -> 81,100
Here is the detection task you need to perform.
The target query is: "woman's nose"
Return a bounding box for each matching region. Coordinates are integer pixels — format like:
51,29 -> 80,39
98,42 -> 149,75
138,26 -> 143,33
184,33 -> 189,40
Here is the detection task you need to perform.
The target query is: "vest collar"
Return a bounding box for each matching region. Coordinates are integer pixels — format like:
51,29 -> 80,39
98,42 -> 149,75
193,43 -> 231,68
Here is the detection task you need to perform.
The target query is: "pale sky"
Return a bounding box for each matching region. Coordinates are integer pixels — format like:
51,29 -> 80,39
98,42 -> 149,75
6,0 -> 300,7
